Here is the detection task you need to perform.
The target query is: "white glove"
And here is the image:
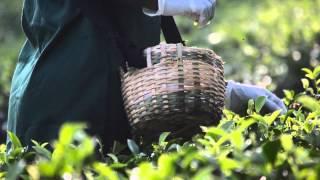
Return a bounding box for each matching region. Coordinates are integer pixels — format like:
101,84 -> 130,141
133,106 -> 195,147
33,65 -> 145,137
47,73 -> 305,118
225,80 -> 287,115
143,0 -> 216,26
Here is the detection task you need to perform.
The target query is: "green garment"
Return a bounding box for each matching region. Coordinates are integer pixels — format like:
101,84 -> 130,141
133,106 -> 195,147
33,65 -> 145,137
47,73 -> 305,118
7,0 -> 160,150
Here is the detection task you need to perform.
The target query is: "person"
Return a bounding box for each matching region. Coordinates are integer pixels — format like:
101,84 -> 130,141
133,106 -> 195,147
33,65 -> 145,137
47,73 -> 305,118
7,0 -> 285,152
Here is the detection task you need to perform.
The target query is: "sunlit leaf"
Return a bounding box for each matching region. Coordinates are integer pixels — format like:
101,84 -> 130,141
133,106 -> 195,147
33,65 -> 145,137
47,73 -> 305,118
265,110 -> 281,126
38,162 -> 58,177
204,127 -> 226,141
301,78 -> 310,89
93,162 -> 119,180
230,131 -> 244,150
302,68 -> 314,79
238,119 -> 256,132
58,123 -> 86,145
302,68 -> 313,75
26,165 -> 40,180
297,96 -> 320,112
280,135 -> 293,151
283,90 -> 295,101
7,131 -> 22,149
219,157 -> 241,175
313,66 -> 320,78
158,154 -> 175,178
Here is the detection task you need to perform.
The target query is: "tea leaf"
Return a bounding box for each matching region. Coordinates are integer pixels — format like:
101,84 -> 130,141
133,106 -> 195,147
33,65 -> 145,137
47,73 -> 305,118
265,110 -> 281,126
127,139 -> 140,155
280,135 -> 293,151
7,131 -> 22,149
313,66 -> 320,79
297,96 -> 320,112
159,132 -> 171,144
283,90 -> 295,100
255,96 -> 266,113
192,167 -> 214,180
301,78 -> 310,89
262,140 -> 281,164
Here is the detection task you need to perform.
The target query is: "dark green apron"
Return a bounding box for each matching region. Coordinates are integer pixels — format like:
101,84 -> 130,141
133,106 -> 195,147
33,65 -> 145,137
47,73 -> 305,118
7,0 -> 160,150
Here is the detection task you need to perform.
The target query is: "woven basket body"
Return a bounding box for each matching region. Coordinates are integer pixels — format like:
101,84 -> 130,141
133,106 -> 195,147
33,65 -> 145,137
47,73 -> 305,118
121,43 -> 225,140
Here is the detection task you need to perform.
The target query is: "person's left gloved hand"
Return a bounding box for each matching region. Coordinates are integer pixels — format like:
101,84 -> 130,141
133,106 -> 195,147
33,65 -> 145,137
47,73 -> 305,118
225,80 -> 287,115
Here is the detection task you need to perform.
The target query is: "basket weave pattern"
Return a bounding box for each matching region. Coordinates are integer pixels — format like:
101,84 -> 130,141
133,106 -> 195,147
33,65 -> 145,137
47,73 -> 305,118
121,44 -> 225,139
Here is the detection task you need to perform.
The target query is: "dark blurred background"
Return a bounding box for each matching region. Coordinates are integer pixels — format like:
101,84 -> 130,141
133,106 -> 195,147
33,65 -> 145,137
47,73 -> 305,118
0,0 -> 319,143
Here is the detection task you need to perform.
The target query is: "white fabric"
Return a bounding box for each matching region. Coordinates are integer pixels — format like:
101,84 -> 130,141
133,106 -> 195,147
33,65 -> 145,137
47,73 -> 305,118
143,0 -> 216,26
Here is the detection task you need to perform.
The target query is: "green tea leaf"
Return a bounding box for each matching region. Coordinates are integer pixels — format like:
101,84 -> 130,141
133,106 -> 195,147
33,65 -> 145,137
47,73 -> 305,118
265,110 -> 281,126
302,68 -> 313,75
255,96 -> 266,113
159,132 -> 171,144
111,141 -> 126,155
218,157 -> 241,175
127,139 -> 140,155
158,154 -> 175,178
107,154 -> 119,163
301,78 -> 310,89
247,99 -> 255,114
230,131 -> 244,150
192,167 -> 214,180
262,140 -> 281,164
6,160 -> 26,180
93,162 -> 119,180
7,131 -> 22,149
283,90 -> 295,100
303,119 -> 315,133
32,145 -> 52,160
238,119 -> 256,132
302,68 -> 314,79
280,135 -> 293,151
297,96 -> 320,112
220,120 -> 235,132
313,66 -> 320,79
110,162 -> 127,169
0,172 -> 6,179
204,127 -> 226,141
58,123 -> 86,145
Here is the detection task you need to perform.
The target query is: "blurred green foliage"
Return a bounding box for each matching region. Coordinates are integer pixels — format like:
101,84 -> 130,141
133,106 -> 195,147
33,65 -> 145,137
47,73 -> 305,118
178,0 -> 320,93
0,0 -> 22,95
0,0 -> 319,142
0,0 -> 23,142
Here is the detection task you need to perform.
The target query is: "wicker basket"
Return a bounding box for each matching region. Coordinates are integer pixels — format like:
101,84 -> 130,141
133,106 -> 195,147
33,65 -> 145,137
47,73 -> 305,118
121,43 -> 225,141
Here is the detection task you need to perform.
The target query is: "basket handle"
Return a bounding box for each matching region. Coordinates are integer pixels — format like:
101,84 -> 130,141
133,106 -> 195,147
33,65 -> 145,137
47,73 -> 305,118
146,47 -> 152,67
177,43 -> 183,61
145,17 -> 184,68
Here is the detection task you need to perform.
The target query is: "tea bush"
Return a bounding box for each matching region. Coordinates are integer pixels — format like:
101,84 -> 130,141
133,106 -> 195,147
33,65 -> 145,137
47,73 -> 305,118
0,66 -> 319,180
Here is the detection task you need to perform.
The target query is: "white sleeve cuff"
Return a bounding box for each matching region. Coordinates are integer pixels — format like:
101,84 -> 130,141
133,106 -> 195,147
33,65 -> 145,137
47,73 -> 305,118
142,0 -> 165,16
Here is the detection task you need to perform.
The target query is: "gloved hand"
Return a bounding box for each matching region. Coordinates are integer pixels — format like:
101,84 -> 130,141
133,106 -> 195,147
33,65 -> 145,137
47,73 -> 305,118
143,0 -> 216,26
225,80 -> 287,115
